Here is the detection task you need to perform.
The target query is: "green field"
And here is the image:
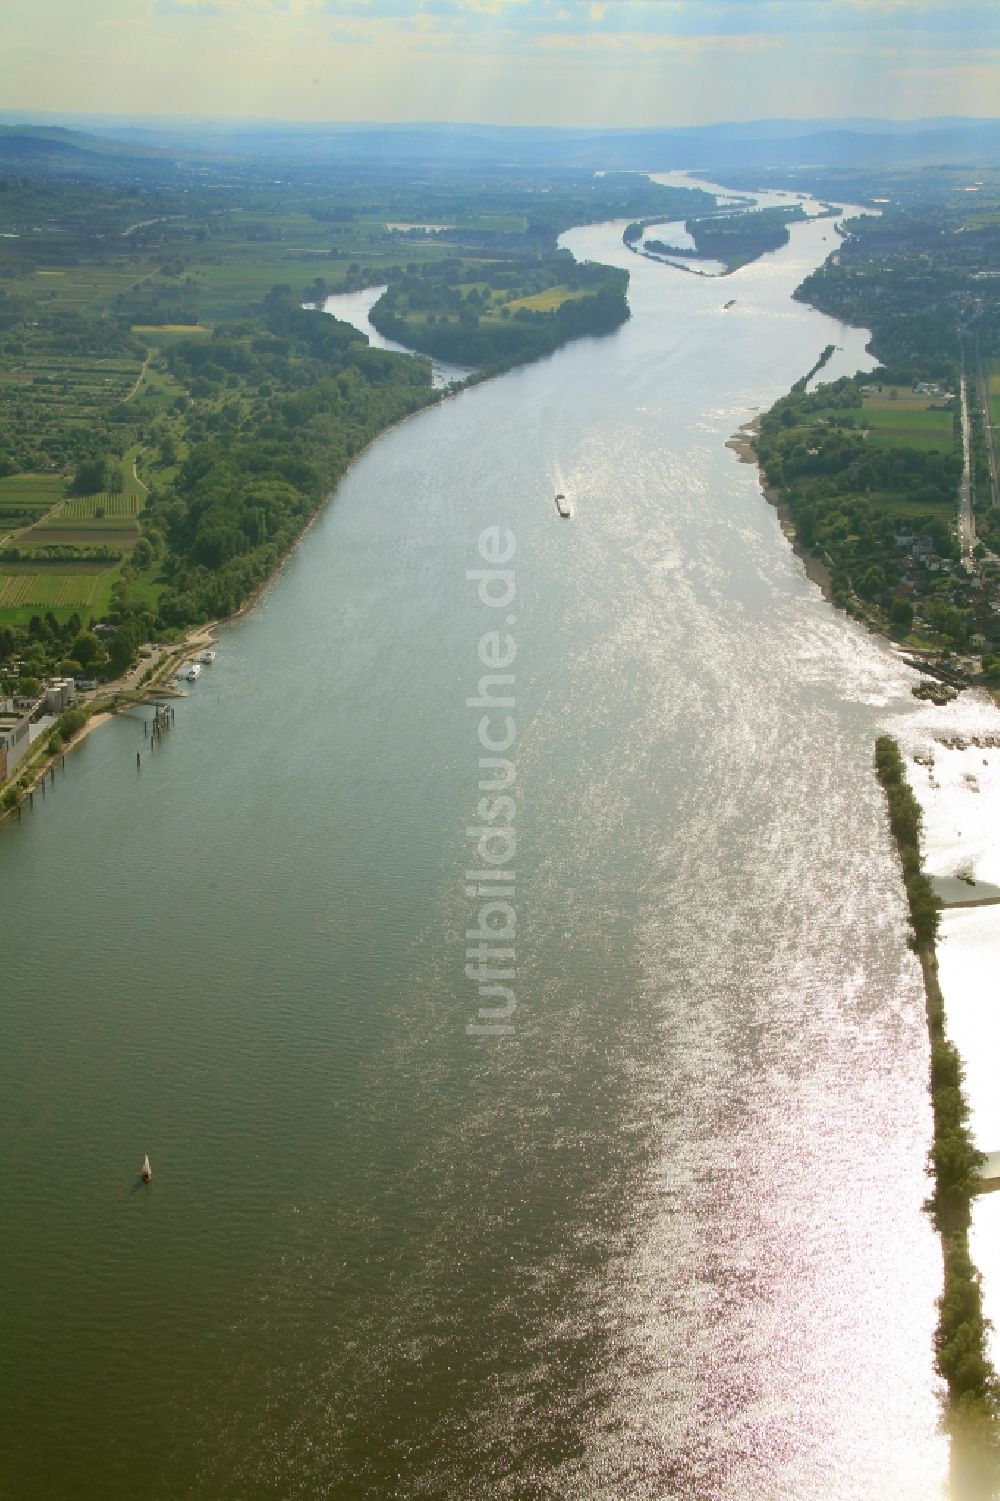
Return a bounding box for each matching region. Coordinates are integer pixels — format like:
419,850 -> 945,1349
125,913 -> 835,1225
187,255 -> 359,321
27,521 -> 138,547
0,477 -> 65,507
0,474 -> 66,502
0,473 -> 66,537
0,352 -> 144,461
862,390 -> 954,452
0,432 -> 152,632
0,561 -> 118,627
1,459 -> 143,623
504,284 -> 591,313
32,261 -> 159,315
865,427 -> 955,453
132,323 -> 212,346
866,490 -> 954,518
61,490 -> 141,520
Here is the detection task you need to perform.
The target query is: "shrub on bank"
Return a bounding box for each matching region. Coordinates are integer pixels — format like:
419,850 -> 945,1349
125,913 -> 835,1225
55,707 -> 87,742
874,735 -> 938,938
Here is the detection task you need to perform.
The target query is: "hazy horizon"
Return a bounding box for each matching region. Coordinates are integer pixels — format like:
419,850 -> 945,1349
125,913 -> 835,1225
3,0 -> 998,130
3,109 -> 1000,133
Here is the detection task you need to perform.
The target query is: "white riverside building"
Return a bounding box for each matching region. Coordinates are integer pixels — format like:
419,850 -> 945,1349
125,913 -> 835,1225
0,702 -> 33,783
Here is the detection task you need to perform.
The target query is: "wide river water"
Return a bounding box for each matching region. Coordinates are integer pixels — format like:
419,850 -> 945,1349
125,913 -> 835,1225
0,183 -> 952,1498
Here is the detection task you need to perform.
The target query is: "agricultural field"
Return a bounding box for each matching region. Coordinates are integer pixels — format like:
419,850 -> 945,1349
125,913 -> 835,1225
0,347 -> 145,471
504,284 -> 591,313
0,448 -> 148,624
0,473 -> 66,539
3,354 -> 140,405
0,559 -> 119,626
60,489 -> 141,520
31,261 -> 159,315
861,387 -> 955,452
132,324 -> 212,343
865,489 -> 954,519
24,521 -> 139,548
186,253 -> 376,322
0,564 -> 108,606
15,481 -> 143,550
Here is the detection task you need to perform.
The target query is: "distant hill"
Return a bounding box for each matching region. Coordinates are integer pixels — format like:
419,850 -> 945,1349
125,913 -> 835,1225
1,116 -> 998,179
0,125 -> 180,180
91,116 -> 1000,171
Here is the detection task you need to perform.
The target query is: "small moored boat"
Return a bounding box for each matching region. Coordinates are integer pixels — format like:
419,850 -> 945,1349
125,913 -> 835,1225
198,649 -> 216,665
184,662 -> 202,681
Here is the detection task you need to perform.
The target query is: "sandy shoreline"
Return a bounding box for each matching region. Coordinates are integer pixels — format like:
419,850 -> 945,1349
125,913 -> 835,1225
727,418 -> 836,603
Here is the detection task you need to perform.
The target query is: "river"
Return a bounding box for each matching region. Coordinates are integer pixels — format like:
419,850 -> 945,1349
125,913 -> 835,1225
0,183 -> 950,1499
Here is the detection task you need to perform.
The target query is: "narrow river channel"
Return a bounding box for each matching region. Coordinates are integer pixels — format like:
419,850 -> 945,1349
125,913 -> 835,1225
0,182 -> 948,1499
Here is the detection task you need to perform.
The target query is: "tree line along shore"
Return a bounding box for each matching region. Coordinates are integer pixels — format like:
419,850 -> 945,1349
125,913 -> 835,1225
875,737 -> 1000,1495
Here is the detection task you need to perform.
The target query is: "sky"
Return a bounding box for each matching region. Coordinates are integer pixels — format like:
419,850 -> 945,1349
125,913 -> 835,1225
3,0 -> 999,129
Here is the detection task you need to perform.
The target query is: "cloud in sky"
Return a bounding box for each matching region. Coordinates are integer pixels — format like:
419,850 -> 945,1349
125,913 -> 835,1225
2,0 -> 997,125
